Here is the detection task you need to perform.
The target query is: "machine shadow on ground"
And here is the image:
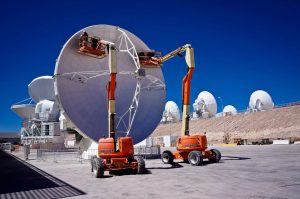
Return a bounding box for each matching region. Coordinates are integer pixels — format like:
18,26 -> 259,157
108,168 -> 153,176
221,156 -> 251,161
0,151 -> 85,199
146,162 -> 184,170
146,155 -> 252,169
104,162 -> 184,176
199,156 -> 251,166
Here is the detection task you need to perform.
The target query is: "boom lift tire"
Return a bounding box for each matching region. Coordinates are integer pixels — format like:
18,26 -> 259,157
93,157 -> 105,178
161,150 -> 174,164
134,155 -> 146,174
209,149 -> 221,163
188,150 -> 203,166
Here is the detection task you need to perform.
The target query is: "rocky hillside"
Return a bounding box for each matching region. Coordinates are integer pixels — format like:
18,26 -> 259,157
151,105 -> 300,144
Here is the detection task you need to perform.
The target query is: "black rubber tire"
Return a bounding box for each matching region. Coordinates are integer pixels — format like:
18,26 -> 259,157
209,149 -> 221,163
161,150 -> 174,164
135,156 -> 145,174
93,157 -> 105,178
188,151 -> 203,166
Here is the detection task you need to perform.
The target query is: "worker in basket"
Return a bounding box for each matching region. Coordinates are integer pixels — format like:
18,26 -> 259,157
91,37 -> 98,49
79,31 -> 89,47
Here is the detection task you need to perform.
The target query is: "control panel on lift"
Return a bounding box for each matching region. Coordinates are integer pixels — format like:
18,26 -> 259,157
138,51 -> 162,68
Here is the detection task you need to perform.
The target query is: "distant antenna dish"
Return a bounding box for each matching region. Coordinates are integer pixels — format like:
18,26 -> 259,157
249,90 -> 274,111
35,100 -> 60,121
11,104 -> 35,119
54,25 -> 166,144
28,76 -> 55,102
193,91 -> 217,118
162,101 -> 180,123
223,105 -> 237,116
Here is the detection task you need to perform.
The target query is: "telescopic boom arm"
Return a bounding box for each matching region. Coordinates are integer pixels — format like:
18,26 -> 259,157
159,44 -> 192,63
158,44 -> 195,136
107,44 -> 117,149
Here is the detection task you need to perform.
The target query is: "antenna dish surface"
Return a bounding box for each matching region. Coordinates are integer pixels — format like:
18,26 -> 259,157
54,25 -> 165,144
11,104 -> 35,119
194,91 -> 217,117
28,76 -> 55,102
164,101 -> 180,122
249,90 -> 274,111
223,105 -> 237,115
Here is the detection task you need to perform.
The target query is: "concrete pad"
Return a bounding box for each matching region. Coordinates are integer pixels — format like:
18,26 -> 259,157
7,145 -> 300,199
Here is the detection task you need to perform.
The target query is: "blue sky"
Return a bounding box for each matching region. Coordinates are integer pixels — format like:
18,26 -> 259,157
0,0 -> 299,132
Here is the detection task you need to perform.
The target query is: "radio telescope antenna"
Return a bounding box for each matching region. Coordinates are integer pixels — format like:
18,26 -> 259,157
54,25 -> 165,143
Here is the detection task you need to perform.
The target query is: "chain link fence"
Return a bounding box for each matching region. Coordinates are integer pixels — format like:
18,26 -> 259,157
134,146 -> 161,159
36,148 -> 82,163
35,145 -> 161,163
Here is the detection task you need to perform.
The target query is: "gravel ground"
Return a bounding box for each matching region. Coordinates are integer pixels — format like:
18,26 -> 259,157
5,145 -> 300,199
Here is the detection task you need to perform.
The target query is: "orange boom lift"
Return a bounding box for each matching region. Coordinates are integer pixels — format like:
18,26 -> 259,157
89,44 -> 145,178
138,44 -> 221,166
